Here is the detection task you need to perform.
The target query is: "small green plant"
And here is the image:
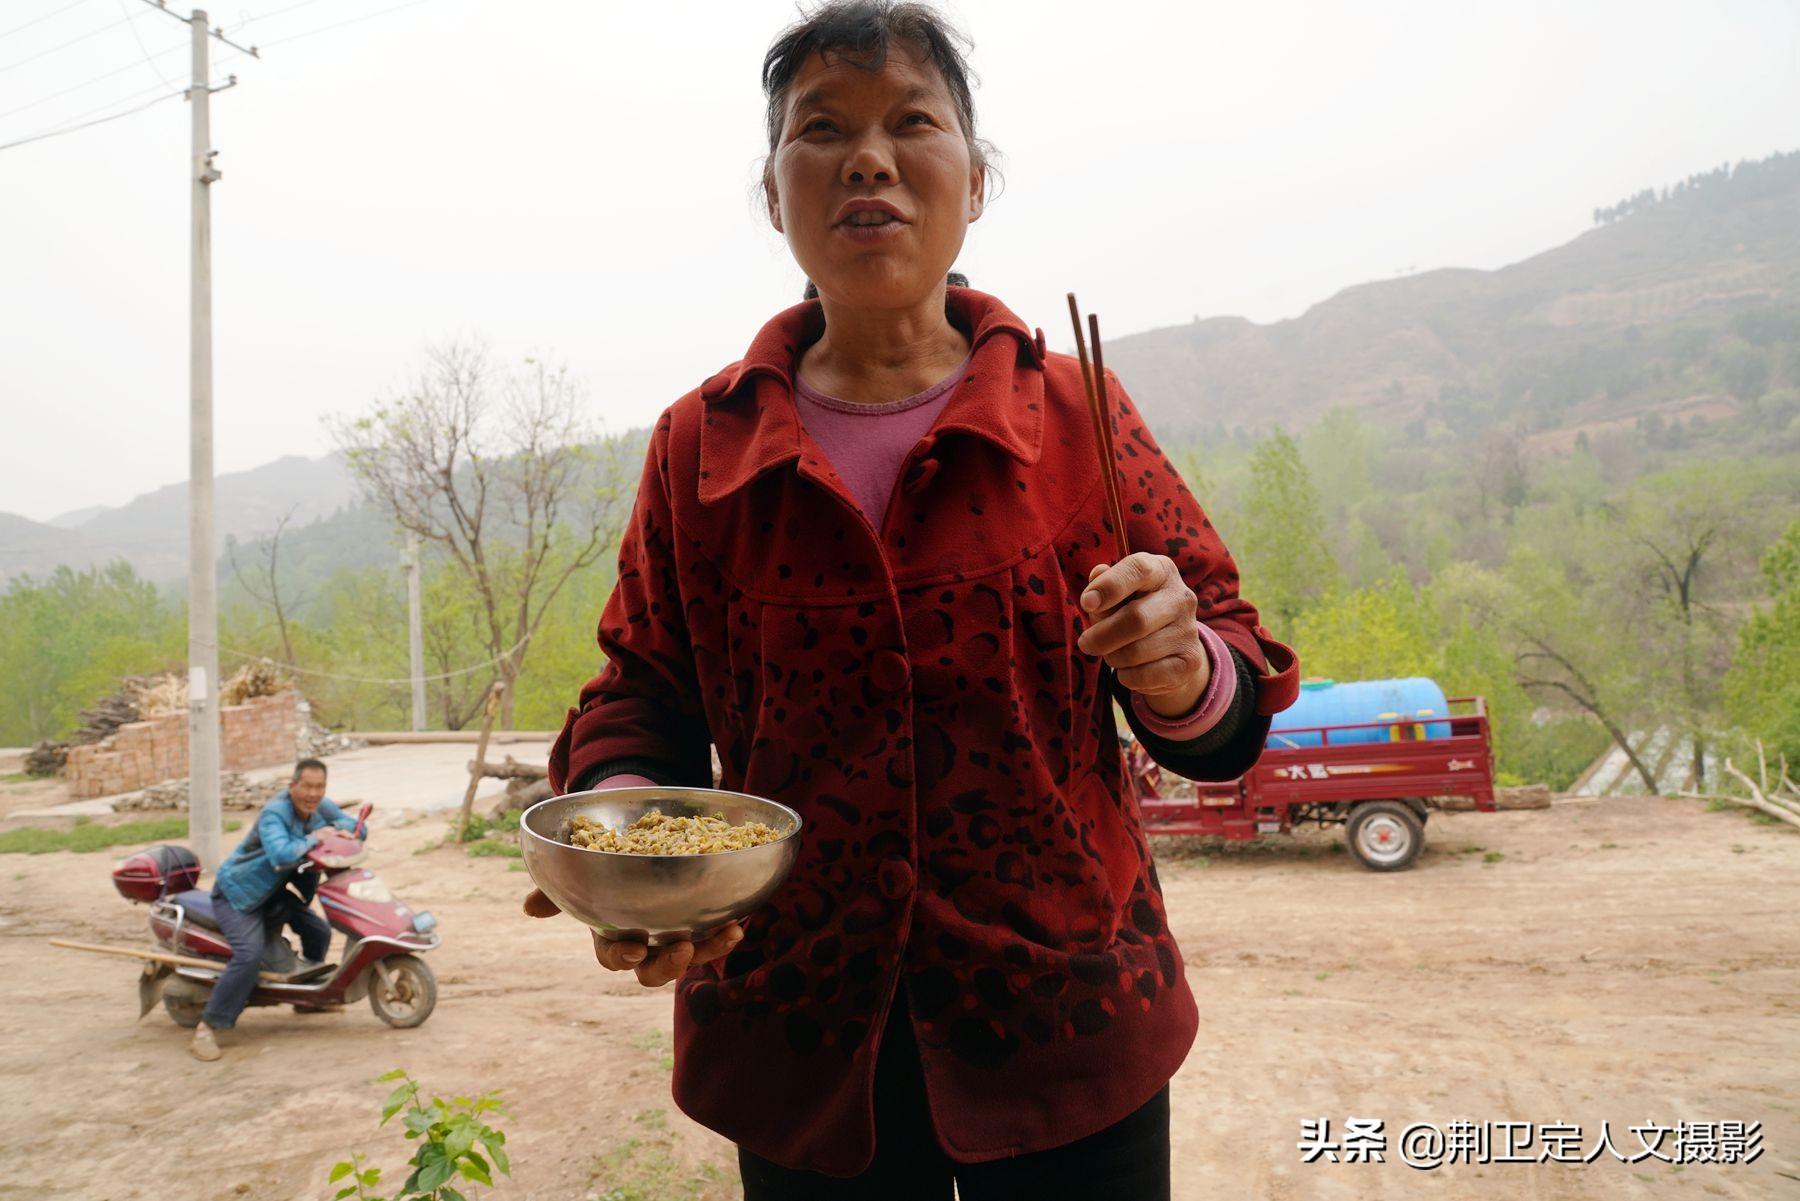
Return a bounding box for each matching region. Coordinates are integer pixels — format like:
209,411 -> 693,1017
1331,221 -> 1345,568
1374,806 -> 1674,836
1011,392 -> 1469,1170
1482,851 -> 1506,864
329,1069 -> 511,1200
455,810 -> 523,858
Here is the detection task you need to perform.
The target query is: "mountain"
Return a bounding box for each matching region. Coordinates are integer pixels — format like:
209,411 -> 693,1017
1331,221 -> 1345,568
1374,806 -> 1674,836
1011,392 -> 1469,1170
6,151 -> 1795,584
46,506 -> 108,529
0,454 -> 357,583
0,511 -> 113,579
1103,150 -> 1800,444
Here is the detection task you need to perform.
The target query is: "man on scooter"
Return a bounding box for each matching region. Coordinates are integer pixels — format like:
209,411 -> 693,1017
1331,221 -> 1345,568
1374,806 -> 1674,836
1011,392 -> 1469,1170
190,757 -> 358,1062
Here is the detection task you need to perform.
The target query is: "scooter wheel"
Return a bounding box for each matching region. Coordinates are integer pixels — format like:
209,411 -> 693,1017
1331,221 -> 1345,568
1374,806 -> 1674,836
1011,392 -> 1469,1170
162,978 -> 209,1028
368,954 -> 437,1028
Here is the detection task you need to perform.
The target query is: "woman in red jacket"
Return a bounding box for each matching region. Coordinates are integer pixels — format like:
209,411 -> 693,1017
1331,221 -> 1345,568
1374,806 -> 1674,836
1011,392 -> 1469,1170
526,3 -> 1297,1196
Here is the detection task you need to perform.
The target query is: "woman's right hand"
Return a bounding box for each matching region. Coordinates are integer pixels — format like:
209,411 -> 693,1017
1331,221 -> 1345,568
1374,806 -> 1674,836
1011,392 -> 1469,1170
523,888 -> 745,988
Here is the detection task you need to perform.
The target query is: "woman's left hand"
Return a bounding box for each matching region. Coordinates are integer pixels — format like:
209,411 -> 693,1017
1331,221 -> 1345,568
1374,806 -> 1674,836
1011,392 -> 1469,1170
1076,553 -> 1209,718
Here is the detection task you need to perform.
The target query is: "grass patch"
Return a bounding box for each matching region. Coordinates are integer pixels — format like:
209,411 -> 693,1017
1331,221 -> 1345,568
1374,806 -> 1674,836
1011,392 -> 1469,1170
633,1029 -> 675,1072
0,771 -> 37,783
0,816 -> 240,854
591,1136 -> 727,1201
1482,851 -> 1506,864
451,809 -> 524,858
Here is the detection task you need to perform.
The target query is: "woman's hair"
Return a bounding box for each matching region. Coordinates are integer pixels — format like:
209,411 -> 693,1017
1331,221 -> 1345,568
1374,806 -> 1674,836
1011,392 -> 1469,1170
762,1 -> 992,177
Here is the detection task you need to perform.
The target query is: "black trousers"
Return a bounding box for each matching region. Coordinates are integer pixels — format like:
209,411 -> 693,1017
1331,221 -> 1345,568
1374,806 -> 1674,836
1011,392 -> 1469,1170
737,984 -> 1172,1200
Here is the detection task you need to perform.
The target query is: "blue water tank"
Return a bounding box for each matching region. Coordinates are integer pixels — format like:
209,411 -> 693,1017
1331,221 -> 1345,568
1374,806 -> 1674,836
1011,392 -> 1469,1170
1266,677 -> 1453,748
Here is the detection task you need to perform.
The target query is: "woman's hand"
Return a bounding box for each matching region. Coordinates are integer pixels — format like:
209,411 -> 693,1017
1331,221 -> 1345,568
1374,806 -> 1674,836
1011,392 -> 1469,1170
1075,553 -> 1209,718
522,888 -> 744,988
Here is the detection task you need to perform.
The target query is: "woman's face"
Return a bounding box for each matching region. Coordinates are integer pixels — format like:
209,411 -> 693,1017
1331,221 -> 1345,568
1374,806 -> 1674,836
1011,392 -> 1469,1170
767,46 -> 984,312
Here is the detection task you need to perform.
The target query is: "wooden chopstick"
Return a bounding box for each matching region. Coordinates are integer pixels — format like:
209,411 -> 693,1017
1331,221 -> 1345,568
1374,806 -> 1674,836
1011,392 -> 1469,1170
1066,293 -> 1131,564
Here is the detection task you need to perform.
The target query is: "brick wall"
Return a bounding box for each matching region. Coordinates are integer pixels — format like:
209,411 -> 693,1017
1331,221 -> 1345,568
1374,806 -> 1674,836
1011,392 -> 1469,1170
64,690 -> 300,800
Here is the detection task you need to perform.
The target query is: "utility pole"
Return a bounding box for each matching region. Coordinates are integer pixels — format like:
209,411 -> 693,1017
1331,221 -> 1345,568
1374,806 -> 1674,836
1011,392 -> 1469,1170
406,530 -> 426,731
185,7 -> 222,870
139,1 -> 256,869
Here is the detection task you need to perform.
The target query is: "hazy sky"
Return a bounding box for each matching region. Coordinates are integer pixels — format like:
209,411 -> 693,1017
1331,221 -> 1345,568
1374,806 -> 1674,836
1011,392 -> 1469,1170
2,0 -> 1797,521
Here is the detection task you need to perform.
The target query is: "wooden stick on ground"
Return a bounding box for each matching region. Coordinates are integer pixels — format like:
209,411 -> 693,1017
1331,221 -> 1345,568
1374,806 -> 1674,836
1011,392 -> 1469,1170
1678,758 -> 1800,830
51,938 -> 285,981
457,681 -> 508,842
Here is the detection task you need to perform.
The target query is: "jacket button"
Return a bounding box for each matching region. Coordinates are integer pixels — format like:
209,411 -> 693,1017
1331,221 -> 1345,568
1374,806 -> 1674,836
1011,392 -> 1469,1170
869,649 -> 910,694
877,857 -> 915,901
699,373 -> 732,401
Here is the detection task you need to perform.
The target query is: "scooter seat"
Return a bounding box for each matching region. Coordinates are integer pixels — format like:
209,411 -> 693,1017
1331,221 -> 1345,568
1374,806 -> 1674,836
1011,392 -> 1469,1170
169,888 -> 220,930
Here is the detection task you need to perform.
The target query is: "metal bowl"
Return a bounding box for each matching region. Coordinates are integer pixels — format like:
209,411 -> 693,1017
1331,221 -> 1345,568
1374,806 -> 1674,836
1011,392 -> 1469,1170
519,786 -> 802,946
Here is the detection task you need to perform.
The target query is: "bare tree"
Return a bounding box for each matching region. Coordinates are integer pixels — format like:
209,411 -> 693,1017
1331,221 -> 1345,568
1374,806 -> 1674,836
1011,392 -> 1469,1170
226,506 -> 308,667
330,339 -> 630,728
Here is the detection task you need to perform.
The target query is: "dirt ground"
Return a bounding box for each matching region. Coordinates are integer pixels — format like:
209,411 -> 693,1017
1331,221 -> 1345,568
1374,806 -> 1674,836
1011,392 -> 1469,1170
1,790 -> 1796,1200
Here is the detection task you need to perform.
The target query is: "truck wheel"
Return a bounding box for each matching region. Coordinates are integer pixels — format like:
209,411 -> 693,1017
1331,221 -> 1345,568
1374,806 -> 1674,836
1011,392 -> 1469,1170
162,978 -> 209,1028
1348,802 -> 1424,872
369,954 -> 437,1028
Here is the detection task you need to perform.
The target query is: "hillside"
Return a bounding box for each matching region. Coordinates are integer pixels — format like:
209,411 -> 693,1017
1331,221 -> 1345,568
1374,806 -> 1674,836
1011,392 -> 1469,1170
0,454 -> 356,583
5,152 -> 1795,585
1104,151 -> 1800,442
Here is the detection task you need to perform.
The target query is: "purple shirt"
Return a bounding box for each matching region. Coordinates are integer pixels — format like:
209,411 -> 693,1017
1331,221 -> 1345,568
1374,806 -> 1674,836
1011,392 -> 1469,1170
793,357 -> 969,530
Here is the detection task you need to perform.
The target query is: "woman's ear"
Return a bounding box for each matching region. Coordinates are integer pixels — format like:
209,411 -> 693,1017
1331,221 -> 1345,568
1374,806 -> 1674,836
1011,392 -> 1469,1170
764,170 -> 785,234
967,161 -> 987,224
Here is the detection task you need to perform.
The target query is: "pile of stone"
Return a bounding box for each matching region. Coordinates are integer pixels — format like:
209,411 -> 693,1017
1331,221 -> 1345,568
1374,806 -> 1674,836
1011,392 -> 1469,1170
113,770 -> 284,813
294,698 -> 364,758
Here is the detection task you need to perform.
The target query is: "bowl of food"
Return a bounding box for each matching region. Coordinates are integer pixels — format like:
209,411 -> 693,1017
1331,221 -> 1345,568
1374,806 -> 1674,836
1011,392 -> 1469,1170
519,786 -> 802,945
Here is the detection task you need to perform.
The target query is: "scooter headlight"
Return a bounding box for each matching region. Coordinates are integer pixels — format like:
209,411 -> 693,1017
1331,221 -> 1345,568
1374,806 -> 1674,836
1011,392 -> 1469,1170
411,911 -> 437,934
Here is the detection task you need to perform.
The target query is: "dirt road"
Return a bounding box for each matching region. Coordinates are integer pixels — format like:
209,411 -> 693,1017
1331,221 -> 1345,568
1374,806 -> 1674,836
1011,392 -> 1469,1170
1,794 -> 1794,1199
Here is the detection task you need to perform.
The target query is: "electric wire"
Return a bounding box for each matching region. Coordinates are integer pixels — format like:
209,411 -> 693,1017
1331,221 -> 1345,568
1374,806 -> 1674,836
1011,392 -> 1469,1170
116,0 -> 177,90
0,33 -> 187,120
214,631 -> 535,686
0,7 -> 144,73
0,0 -> 98,45
0,83 -> 182,151
257,0 -> 436,48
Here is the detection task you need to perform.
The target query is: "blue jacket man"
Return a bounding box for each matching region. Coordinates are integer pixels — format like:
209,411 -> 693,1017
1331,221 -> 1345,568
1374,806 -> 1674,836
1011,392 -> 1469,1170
193,757 -> 357,1061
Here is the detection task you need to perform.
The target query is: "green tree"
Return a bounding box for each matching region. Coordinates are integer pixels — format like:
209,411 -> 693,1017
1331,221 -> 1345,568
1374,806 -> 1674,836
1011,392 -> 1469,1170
0,563 -> 183,744
1601,462 -> 1755,786
1444,551 -> 1663,792
1237,429 -> 1339,631
1724,520 -> 1800,766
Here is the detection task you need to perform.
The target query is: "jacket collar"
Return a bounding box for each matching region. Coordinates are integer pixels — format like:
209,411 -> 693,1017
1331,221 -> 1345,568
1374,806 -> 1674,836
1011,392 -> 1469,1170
697,287 -> 1047,504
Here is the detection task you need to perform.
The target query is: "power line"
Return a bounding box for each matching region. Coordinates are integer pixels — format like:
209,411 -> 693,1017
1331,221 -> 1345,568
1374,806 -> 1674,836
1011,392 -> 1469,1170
219,632 -> 535,686
115,0 -> 177,89
0,83 -> 183,152
0,0 -> 97,44
0,62 -> 219,145
258,0 -> 437,48
0,7 -> 144,73
240,0 -> 333,27
0,30 -> 187,120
